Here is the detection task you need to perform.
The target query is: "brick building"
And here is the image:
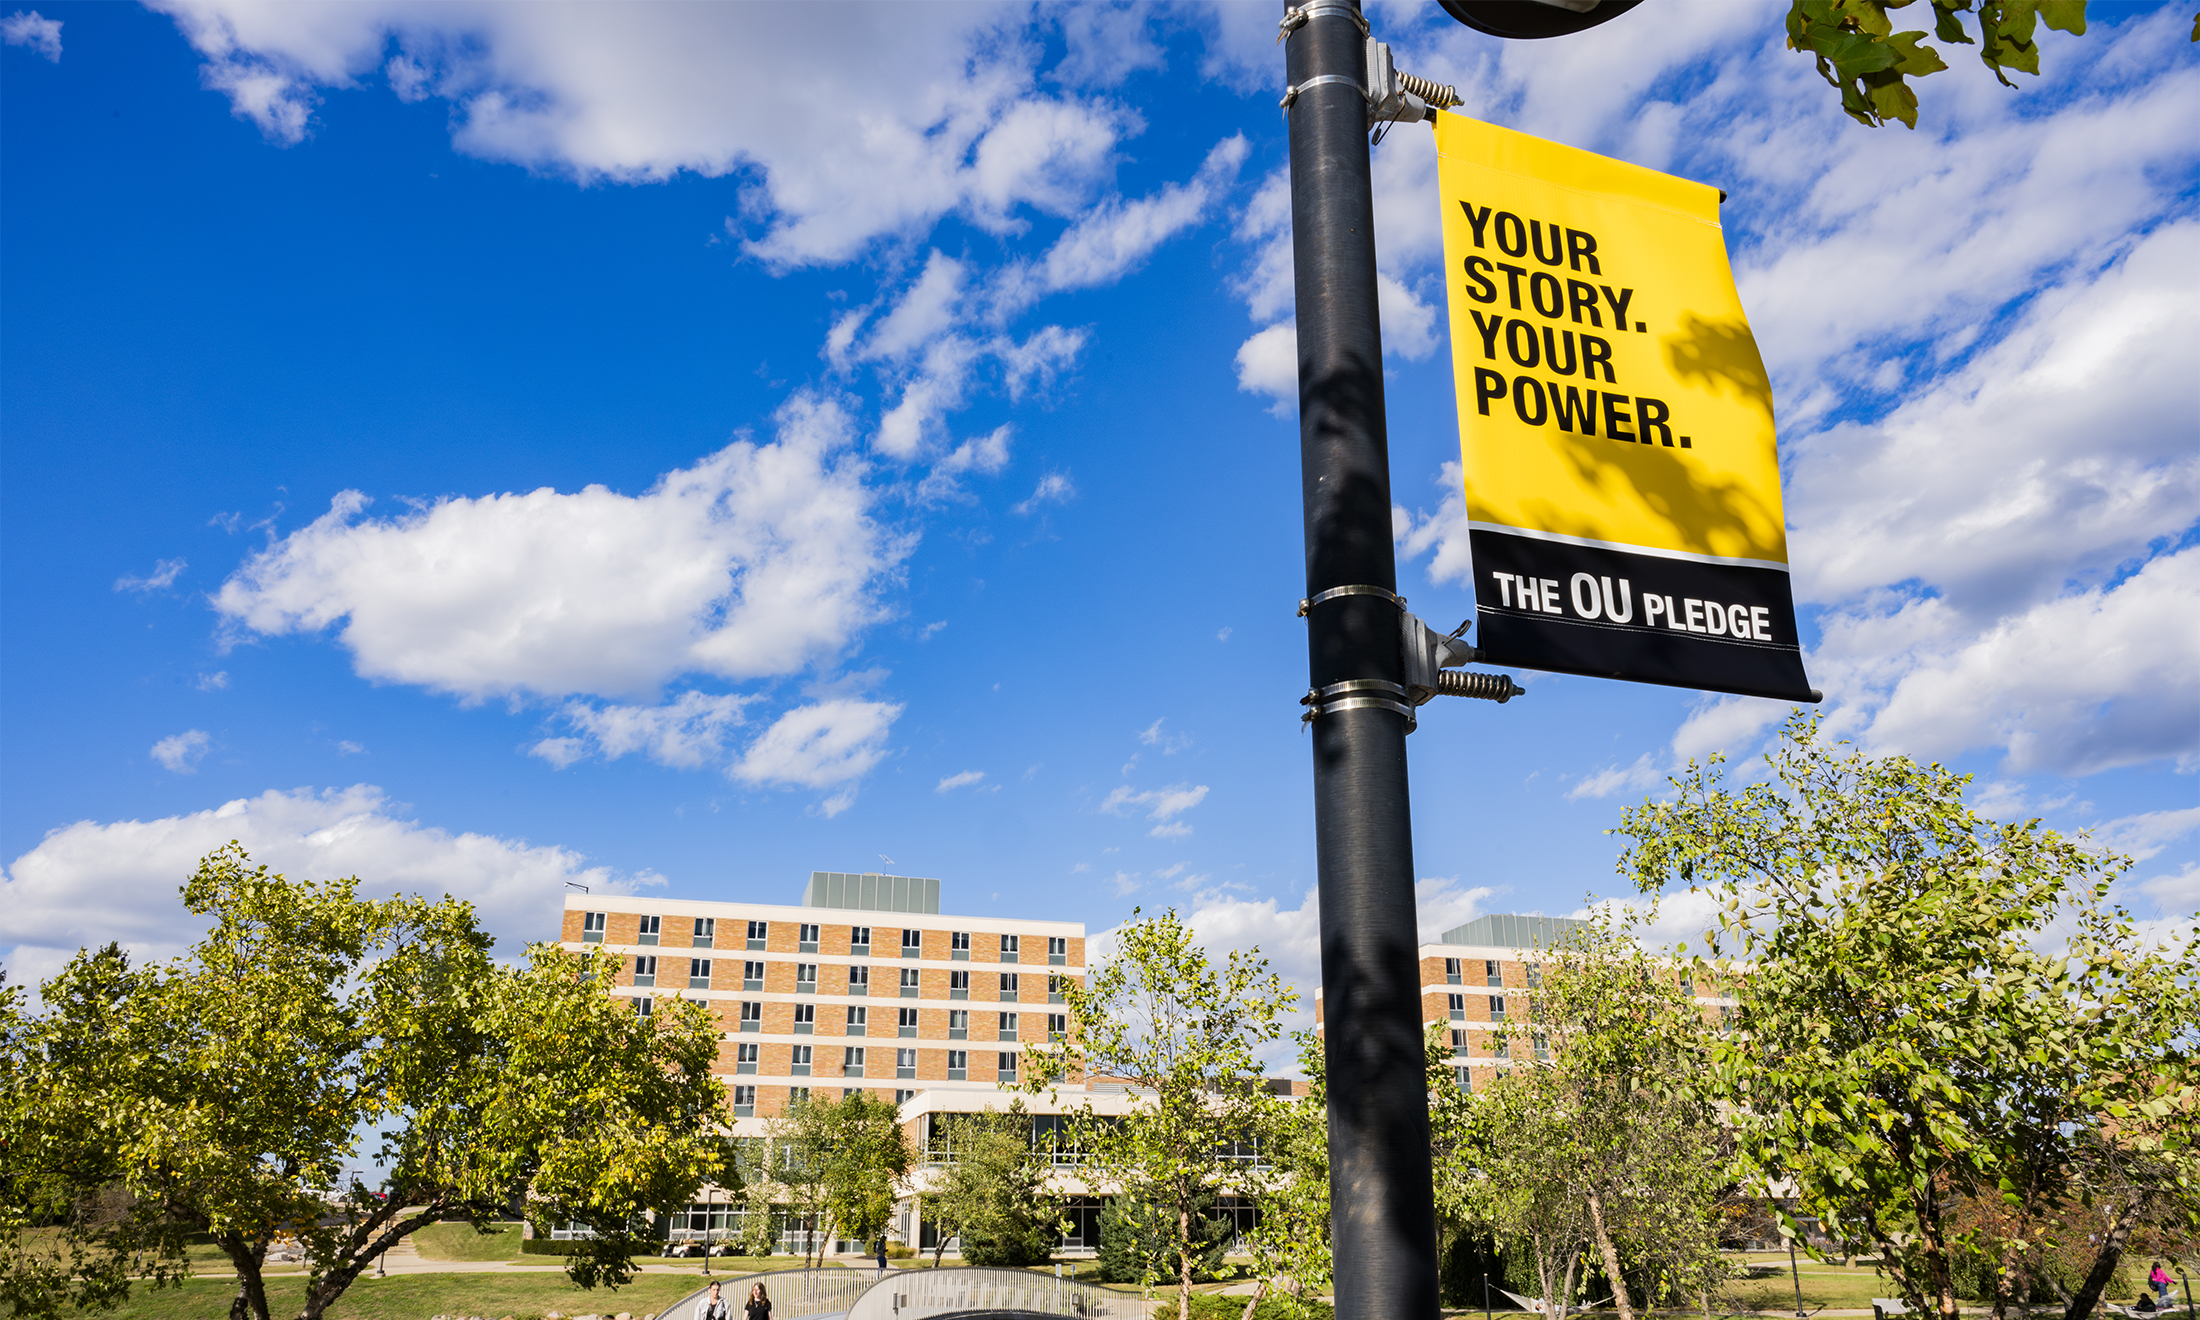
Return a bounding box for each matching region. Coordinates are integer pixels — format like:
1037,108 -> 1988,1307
560,871 -> 1087,1124
1318,912 -> 1732,1089
559,871 -> 1123,1254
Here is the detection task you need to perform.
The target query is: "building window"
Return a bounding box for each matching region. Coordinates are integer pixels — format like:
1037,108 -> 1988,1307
742,960 -> 764,991
1455,1066 -> 1473,1092
791,1045 -> 813,1076
632,955 -> 657,987
1049,975 -> 1067,1003
846,1006 -> 868,1034
1525,961 -> 1542,990
688,959 -> 712,990
581,912 -> 606,944
998,1012 -> 1019,1041
1000,934 -> 1020,963
849,925 -> 871,953
950,931 -> 971,959
948,1009 -> 968,1040
744,919 -> 766,949
1448,994 -> 1465,1020
997,1052 -> 1017,1082
799,923 -> 820,952
788,1086 -> 809,1105
1533,1032 -> 1550,1060
1679,973 -> 1694,997
999,972 -> 1019,1000
1048,936 -> 1068,965
1444,957 -> 1462,984
1485,959 -> 1502,987
634,997 -> 652,1017
895,1089 -> 916,1105
843,1047 -> 865,1075
949,971 -> 970,1000
795,963 -> 817,992
793,1003 -> 815,1033
897,1048 -> 917,1079
1489,995 -> 1506,1021
899,1007 -> 918,1037
737,1042 -> 758,1074
739,1001 -> 761,1031
1047,1013 -> 1067,1041
847,964 -> 869,994
946,1050 -> 967,1081
1450,1028 -> 1467,1052
686,917 -> 712,948
900,968 -> 920,997
637,915 -> 661,946
733,1085 -> 756,1116
901,928 -> 923,956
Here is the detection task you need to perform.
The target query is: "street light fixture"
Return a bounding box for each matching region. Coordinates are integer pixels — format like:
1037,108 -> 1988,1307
1436,0 -> 1645,40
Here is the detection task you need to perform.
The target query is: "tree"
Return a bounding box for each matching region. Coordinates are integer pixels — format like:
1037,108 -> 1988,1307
766,1097 -> 835,1269
1618,714 -> 2200,1320
1241,1033 -> 1334,1313
1429,922 -> 1730,1320
815,1093 -> 911,1260
1097,1193 -> 1230,1288
926,1101 -> 1061,1268
0,844 -> 732,1320
1025,908 -> 1295,1320
1781,0 -> 2105,129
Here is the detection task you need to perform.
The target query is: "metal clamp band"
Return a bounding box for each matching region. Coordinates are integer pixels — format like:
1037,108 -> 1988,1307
1297,2 -> 1369,30
1299,679 -> 1418,730
1281,72 -> 1364,110
1302,679 -> 1410,703
1297,583 -> 1405,616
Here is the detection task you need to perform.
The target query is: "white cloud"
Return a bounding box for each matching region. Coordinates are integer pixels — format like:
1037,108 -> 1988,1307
994,134 -> 1249,317
733,699 -> 902,815
115,558 -> 186,593
195,671 -> 230,692
1138,719 -> 1191,755
1565,753 -> 1664,803
531,691 -> 758,771
215,393 -> 906,704
1394,461 -> 1474,588
145,2 -> 1138,269
150,730 -> 211,774
2,9 -> 61,61
1234,322 -> 1296,414
1012,472 -> 1076,515
936,770 -> 986,793
1102,781 -> 1209,820
335,740 -> 366,756
0,784 -> 649,993
2092,806 -> 2200,864
2137,862 -> 2200,913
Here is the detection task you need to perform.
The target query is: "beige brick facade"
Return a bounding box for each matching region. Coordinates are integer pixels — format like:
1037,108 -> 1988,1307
562,884 -> 1085,1131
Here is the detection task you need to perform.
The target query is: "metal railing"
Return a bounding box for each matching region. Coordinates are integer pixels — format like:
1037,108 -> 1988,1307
847,1267 -> 1156,1320
663,1268 -> 877,1320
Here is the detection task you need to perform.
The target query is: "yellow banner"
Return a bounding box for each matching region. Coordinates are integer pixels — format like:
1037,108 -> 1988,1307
1436,113 -> 1786,566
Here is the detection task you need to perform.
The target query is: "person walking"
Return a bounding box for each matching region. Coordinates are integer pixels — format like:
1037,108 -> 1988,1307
694,1281 -> 731,1320
745,1279 -> 772,1320
2151,1263 -> 2174,1309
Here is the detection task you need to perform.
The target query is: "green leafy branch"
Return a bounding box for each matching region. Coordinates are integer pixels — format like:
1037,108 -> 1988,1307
1785,0 -> 2095,128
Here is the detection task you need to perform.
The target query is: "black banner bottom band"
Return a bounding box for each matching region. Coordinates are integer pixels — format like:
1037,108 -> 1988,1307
1468,528 -> 1820,703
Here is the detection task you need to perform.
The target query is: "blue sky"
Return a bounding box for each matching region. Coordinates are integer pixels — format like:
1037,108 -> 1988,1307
4,0 -> 2195,1013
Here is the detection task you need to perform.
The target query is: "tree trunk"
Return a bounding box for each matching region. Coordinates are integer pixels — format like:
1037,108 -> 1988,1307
2063,1197 -> 2141,1320
1991,1235 -> 2025,1320
1561,1245 -> 1581,1320
1240,1276 -> 1266,1320
217,1232 -> 272,1320
1586,1188 -> 1638,1320
1179,1203 -> 1193,1320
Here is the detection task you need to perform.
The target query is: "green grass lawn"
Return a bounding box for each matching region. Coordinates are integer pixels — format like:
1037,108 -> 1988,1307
411,1224 -> 526,1262
50,1271 -> 710,1320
